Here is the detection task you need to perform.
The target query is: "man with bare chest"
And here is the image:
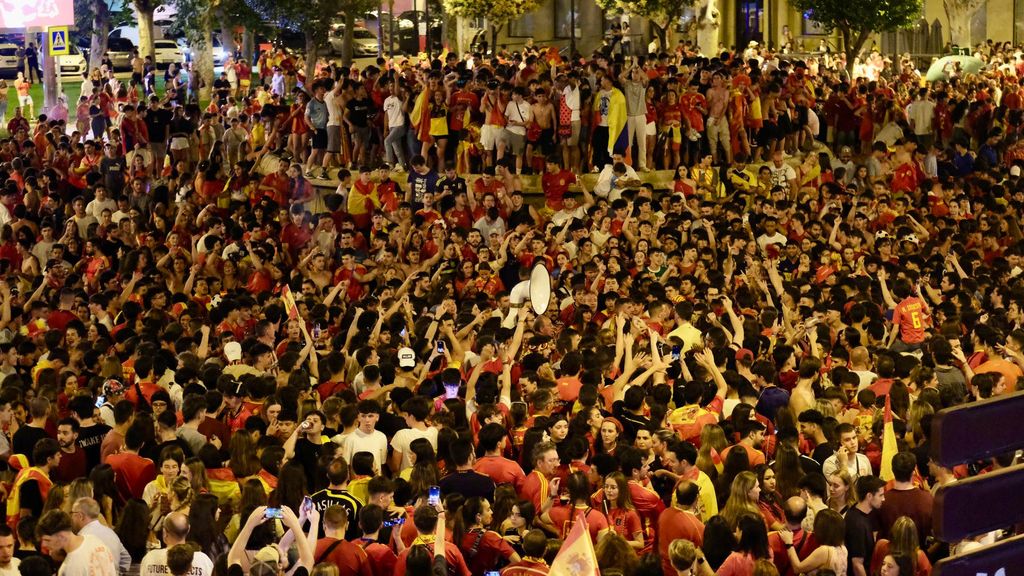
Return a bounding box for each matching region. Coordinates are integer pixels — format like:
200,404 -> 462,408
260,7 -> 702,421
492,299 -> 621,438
707,71 -> 732,165
530,90 -> 557,156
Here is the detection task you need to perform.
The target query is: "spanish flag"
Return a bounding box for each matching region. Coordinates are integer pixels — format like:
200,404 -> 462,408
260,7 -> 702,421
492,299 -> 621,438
549,511 -> 600,576
598,87 -> 630,157
281,285 -> 299,320
410,87 -> 433,143
879,394 -> 898,482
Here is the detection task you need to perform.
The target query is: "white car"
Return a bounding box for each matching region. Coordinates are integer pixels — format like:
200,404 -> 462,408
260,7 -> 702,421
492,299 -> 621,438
0,44 -> 19,76
55,44 -> 87,76
153,39 -> 183,68
328,27 -> 379,57
177,37 -> 226,66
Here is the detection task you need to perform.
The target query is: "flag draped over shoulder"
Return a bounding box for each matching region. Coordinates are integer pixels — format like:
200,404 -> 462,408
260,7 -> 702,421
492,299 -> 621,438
281,285 -> 299,320
410,87 -> 433,143
880,394 -> 898,482
549,511 -> 600,576
608,87 -> 629,155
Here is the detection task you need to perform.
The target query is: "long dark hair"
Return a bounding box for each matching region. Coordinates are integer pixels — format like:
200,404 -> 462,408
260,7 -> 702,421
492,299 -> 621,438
89,464 -> 122,516
187,493 -> 224,557
115,498 -> 151,562
735,514 -> 771,559
701,515 -> 737,571
272,461 -> 307,513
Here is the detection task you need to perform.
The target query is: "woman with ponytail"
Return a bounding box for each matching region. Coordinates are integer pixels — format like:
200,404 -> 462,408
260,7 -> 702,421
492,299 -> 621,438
454,496 -> 520,575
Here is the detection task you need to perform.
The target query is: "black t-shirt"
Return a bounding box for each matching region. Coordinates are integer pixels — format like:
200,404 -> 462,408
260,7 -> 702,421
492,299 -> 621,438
310,488 -> 363,540
214,78 -> 231,102
346,98 -> 374,128
811,443 -> 835,468
12,426 -> 51,464
144,108 -> 173,142
78,422 -> 111,471
845,506 -> 878,570
294,438 -> 323,492
100,156 -> 127,195
19,479 -> 45,518
438,470 -> 496,501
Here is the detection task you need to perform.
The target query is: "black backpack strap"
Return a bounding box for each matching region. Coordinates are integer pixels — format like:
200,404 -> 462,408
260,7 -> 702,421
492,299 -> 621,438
316,539 -> 345,564
466,529 -> 486,560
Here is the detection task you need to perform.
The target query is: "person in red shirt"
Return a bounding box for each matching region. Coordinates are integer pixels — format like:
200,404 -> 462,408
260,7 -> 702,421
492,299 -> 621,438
540,158 -> 576,212
392,505 -> 471,576
519,441 -> 560,512
107,421 -> 157,501
474,423 -> 526,490
455,498 -> 519,574
885,275 -> 929,352
500,529 -> 550,576
657,480 -> 705,576
541,472 -> 609,543
123,355 -> 161,407
314,506 -> 373,576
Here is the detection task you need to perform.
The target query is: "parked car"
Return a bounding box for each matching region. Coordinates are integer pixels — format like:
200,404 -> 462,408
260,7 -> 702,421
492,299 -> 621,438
176,37 -> 226,66
0,44 -> 20,77
328,27 -> 380,57
55,44 -> 87,76
109,26 -> 166,46
153,39 -> 183,68
105,37 -> 136,70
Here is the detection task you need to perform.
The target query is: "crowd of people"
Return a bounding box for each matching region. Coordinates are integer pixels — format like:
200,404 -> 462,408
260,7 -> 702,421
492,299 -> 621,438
0,26 -> 1020,576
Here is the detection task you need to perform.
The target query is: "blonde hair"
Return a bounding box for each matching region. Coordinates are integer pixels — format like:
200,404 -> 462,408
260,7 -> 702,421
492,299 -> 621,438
721,471 -> 761,530
310,563 -> 340,576
669,539 -> 697,571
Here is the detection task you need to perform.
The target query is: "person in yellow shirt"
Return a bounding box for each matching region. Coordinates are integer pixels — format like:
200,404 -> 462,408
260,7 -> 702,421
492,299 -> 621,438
660,439 -> 718,522
667,301 -> 703,353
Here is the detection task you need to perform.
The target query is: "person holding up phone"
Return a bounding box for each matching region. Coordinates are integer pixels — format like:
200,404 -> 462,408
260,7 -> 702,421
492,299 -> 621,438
227,506 -> 313,576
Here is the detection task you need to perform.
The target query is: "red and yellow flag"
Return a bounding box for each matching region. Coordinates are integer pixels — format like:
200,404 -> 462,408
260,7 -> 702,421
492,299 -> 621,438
879,394 -> 898,482
281,285 -> 299,320
549,511 -> 599,576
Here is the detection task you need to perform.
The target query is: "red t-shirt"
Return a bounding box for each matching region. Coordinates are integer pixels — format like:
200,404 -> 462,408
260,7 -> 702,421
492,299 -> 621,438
548,504 -> 608,543
892,296 -> 928,344
541,170 -> 576,211
473,455 -> 526,491
459,530 -> 516,575
313,538 -> 373,576
107,452 -> 156,501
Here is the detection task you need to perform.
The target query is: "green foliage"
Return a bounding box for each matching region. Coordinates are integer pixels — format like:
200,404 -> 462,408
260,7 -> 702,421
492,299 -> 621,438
593,0 -> 693,31
441,0 -> 543,27
789,0 -> 921,37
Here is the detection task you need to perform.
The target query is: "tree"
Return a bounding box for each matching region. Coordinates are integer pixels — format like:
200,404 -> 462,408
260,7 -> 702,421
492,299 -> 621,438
789,0 -> 921,73
442,0 -> 543,54
593,0 -> 695,50
133,0 -> 165,61
944,0 -> 984,47
74,0 -> 113,70
173,0 -> 216,102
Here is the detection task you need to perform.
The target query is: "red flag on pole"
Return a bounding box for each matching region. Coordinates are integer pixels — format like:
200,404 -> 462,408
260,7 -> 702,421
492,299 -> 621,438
281,285 -> 299,320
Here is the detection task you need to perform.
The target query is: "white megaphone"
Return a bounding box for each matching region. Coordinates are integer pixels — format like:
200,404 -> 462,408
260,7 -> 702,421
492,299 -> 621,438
503,263 -> 552,328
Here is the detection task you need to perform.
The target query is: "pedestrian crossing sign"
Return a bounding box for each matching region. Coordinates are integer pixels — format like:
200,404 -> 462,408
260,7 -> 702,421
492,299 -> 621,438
48,26 -> 70,56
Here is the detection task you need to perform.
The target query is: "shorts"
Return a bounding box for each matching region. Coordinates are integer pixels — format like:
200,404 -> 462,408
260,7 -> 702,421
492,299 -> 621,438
311,128 -> 328,150
18,95 -> 31,107
151,142 -> 167,159
352,125 -> 371,144
481,124 -> 503,151
132,72 -> 143,84
645,121 -> 656,137
562,120 -> 581,146
170,136 -> 190,150
326,125 -> 342,153
502,129 -> 526,156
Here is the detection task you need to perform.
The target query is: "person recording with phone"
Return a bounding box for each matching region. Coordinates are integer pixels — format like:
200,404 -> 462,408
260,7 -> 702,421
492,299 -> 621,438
227,505 -> 313,576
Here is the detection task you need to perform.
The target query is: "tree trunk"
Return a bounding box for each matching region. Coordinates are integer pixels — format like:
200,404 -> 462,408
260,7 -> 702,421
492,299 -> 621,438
89,0 -> 110,70
217,14 -> 235,59
490,22 -> 503,55
388,0 -> 396,57
242,28 -> 255,64
455,16 -> 473,55
135,3 -> 156,60
651,22 -> 667,53
944,0 -> 984,47
42,40 -> 57,109
195,11 -> 215,103
342,12 -> 356,66
304,32 -> 319,85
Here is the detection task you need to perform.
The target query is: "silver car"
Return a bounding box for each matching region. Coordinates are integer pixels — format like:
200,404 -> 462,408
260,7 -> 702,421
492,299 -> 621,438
105,37 -> 136,70
0,44 -> 20,77
328,27 -> 380,57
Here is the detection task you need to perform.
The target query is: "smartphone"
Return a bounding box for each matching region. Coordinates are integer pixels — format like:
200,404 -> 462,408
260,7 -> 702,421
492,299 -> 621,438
302,496 -> 313,514
436,341 -> 445,354
312,323 -> 322,340
264,507 -> 283,519
428,485 -> 441,507
400,328 -> 408,339
95,395 -> 105,409
671,346 -> 681,361
485,573 -> 501,576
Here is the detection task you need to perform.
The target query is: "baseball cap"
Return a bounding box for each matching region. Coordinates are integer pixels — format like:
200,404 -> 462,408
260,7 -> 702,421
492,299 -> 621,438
224,341 -> 243,362
1011,166 -> 1021,177
735,348 -> 754,363
398,347 -> 416,369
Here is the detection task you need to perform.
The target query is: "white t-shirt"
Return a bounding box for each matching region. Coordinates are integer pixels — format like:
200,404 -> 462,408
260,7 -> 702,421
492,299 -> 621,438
384,95 -> 405,128
140,547 -> 215,576
561,86 -> 581,121
0,558 -> 20,576
389,426 -> 439,471
59,534 -> 117,576
503,100 -> 531,136
769,164 -> 796,188
340,428 -> 389,474
325,90 -> 344,127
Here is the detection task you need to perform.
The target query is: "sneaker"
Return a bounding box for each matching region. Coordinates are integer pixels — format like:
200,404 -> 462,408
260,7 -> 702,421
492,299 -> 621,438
304,170 -> 316,178
320,168 -> 329,180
